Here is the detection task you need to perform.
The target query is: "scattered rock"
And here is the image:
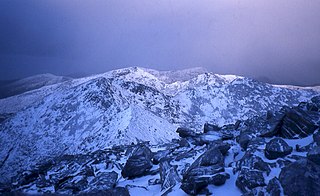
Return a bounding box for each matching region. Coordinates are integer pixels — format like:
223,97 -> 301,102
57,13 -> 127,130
90,172 -> 118,191
176,127 -> 198,138
265,138 -> 293,160
235,168 -> 266,193
203,123 -> 221,133
235,152 -> 271,174
207,140 -> 231,155
279,158 -> 320,196
152,150 -> 171,164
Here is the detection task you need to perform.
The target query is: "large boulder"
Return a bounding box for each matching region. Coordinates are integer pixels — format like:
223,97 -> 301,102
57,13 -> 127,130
279,108 -> 319,138
121,145 -> 153,179
279,158 -> 320,196
265,138 -> 292,160
235,168 -> 266,193
180,147 -> 229,195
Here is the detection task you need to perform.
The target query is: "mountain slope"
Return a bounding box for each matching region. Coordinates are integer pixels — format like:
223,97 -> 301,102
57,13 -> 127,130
0,67 -> 319,183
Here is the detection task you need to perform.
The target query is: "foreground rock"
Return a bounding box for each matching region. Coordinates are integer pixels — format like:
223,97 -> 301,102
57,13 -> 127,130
265,138 -> 292,160
159,159 -> 181,192
279,107 -> 319,138
121,145 -> 153,179
236,168 -> 266,193
279,158 -> 320,196
180,147 -> 230,195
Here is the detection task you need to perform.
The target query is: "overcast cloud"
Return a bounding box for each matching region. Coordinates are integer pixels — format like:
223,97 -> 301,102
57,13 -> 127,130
0,0 -> 320,85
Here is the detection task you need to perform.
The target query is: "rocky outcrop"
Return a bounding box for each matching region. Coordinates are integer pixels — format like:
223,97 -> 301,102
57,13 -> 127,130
264,138 -> 293,160
279,158 -> 320,196
121,145 -> 153,179
180,147 -> 230,195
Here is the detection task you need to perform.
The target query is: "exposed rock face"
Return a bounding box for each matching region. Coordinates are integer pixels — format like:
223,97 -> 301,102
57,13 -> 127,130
265,138 -> 293,160
279,107 -> 319,138
236,168 -> 266,193
279,158 -> 320,196
180,147 -> 230,195
121,145 -> 153,179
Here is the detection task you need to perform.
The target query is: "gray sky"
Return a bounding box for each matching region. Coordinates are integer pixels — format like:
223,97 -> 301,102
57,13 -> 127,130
0,0 -> 320,85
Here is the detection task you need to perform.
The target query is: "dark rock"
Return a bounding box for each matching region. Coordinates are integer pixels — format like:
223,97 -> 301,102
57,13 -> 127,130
176,127 -> 198,138
235,152 -> 271,175
238,133 -> 252,150
102,187 -> 130,196
243,187 -> 266,196
296,143 -> 313,152
180,148 -> 228,195
159,160 -> 181,191
221,133 -> 234,140
236,168 -> 266,193
265,138 -> 293,160
178,138 -> 190,148
266,177 -> 281,196
247,137 -> 266,152
311,95 -> 320,108
279,108 -> 319,138
56,175 -> 88,194
181,172 -> 230,195
307,146 -> 320,165
279,158 -> 320,196
204,123 -> 221,133
174,149 -> 197,161
313,131 -> 320,145
121,145 -> 153,178
79,187 -> 130,196
207,140 -> 231,155
152,150 -> 171,164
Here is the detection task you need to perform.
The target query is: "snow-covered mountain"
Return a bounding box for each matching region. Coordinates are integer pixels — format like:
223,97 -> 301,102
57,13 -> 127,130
0,73 -> 72,99
0,67 -> 319,183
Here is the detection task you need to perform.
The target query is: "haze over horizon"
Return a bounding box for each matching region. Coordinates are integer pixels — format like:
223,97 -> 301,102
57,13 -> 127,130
1,0 -> 320,86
